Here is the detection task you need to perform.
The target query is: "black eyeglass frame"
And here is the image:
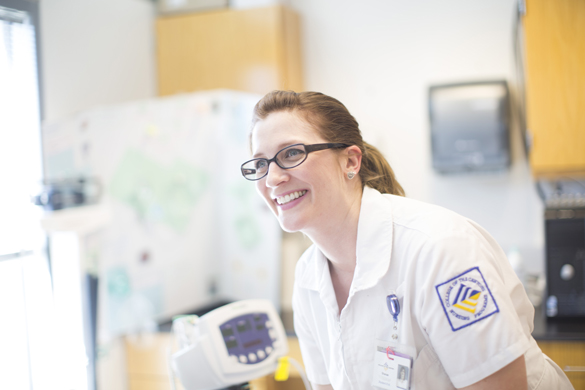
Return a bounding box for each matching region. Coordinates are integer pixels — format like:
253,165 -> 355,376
241,142 -> 350,181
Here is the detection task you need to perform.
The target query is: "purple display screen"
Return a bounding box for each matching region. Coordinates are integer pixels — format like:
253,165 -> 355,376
219,312 -> 274,364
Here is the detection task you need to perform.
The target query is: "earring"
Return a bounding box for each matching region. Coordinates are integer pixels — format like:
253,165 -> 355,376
347,171 -> 356,180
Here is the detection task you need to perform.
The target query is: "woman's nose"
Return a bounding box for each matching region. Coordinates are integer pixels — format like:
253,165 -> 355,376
265,161 -> 289,187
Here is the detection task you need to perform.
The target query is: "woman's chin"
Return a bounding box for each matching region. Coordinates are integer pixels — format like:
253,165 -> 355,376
279,222 -> 300,233
278,216 -> 304,233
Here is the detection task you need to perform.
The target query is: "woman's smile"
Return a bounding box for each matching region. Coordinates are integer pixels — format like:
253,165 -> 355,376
275,190 -> 308,206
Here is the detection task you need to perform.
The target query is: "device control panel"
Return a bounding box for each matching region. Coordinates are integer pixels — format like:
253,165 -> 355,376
220,312 -> 275,365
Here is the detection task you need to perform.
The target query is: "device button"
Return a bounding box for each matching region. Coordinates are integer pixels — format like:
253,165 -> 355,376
269,329 -> 277,340
257,350 -> 266,359
239,355 -> 247,364
229,355 -> 239,364
266,320 -> 273,328
248,353 -> 257,363
265,346 -> 273,355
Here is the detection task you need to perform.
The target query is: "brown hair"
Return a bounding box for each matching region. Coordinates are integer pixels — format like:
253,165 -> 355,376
251,90 -> 404,196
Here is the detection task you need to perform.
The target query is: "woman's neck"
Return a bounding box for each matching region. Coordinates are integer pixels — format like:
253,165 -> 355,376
302,185 -> 363,315
303,187 -> 362,274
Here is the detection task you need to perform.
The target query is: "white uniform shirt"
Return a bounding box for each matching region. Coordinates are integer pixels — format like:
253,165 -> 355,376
292,187 -> 572,389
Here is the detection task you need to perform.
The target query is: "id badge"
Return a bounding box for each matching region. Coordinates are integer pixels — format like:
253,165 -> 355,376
372,339 -> 414,390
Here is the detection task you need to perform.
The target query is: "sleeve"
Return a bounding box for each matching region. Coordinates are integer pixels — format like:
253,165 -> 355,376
292,282 -> 331,385
416,232 -> 532,388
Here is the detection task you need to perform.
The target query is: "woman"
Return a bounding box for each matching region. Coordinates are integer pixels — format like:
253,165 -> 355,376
240,91 -> 572,390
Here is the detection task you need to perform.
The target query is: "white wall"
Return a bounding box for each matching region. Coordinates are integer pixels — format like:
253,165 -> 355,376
40,0 -> 157,123
289,0 -> 544,273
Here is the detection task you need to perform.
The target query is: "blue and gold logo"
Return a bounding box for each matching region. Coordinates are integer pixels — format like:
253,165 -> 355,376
452,285 -> 482,313
435,267 -> 499,331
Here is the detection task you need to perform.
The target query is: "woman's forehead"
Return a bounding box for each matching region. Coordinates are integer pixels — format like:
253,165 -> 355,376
251,111 -> 324,155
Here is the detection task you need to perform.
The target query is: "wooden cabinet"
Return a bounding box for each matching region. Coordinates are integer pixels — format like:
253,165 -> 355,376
537,341 -> 585,389
125,334 -> 184,390
249,337 -> 305,390
523,0 -> 585,177
155,5 -> 303,96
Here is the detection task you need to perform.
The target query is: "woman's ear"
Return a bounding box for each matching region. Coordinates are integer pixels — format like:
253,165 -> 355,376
343,145 -> 362,175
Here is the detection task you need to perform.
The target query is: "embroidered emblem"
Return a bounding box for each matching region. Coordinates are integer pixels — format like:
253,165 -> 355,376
452,285 -> 481,313
435,267 -> 499,331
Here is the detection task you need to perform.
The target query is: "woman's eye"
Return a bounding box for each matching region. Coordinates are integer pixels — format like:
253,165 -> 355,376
284,148 -> 303,159
255,160 -> 267,169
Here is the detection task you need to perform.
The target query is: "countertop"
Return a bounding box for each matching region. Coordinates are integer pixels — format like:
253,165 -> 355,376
532,305 -> 585,341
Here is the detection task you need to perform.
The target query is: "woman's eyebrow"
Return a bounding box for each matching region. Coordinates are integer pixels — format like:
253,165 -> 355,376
252,141 -> 301,158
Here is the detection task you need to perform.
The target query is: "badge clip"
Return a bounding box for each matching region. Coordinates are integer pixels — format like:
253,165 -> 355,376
386,293 -> 400,339
386,294 -> 400,323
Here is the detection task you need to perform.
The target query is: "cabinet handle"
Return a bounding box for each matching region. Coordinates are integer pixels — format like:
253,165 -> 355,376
564,366 -> 585,372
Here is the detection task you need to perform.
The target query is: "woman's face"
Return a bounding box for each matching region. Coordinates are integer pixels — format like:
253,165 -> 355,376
251,110 -> 346,233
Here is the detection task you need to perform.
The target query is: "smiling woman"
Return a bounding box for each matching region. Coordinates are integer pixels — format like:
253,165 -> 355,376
240,90 -> 574,390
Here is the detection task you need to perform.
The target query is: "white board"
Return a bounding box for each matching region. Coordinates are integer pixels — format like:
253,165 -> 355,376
42,90 -> 281,335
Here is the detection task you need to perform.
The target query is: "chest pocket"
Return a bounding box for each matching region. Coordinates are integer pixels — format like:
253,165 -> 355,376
412,343 -> 455,390
381,284 -> 452,389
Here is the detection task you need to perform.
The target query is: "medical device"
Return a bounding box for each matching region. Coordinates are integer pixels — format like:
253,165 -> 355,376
170,299 -> 290,390
545,208 -> 585,318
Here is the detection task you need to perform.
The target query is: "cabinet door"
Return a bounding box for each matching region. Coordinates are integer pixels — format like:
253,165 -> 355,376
537,341 -> 585,389
125,334 -> 184,390
523,0 -> 585,177
156,5 -> 303,96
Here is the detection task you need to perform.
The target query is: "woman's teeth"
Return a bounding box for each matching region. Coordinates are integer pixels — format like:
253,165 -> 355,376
276,190 -> 307,205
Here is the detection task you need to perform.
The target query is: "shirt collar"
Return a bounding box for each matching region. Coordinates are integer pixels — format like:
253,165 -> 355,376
297,186 -> 394,294
352,186 -> 394,291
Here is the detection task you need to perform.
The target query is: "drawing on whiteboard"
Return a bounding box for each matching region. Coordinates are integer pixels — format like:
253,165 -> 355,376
234,215 -> 261,250
107,267 -> 131,299
229,182 -> 261,250
145,124 -> 160,138
106,266 -> 162,334
109,148 -> 210,232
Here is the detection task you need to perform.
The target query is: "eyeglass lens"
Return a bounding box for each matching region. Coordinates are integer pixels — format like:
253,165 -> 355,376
242,144 -> 308,180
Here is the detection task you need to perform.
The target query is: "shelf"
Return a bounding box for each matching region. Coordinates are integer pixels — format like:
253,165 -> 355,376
40,203 -> 111,234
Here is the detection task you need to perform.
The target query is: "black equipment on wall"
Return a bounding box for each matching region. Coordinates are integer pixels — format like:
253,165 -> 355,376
33,177 -> 101,211
428,80 -> 510,174
544,208 -> 585,318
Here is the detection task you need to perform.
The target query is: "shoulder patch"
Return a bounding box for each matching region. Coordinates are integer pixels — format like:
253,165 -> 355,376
434,267 -> 499,332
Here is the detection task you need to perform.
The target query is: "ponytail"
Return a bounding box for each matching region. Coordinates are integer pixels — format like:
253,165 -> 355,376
360,142 -> 404,196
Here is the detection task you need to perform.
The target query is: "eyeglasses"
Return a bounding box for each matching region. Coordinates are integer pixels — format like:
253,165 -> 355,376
241,143 -> 350,181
